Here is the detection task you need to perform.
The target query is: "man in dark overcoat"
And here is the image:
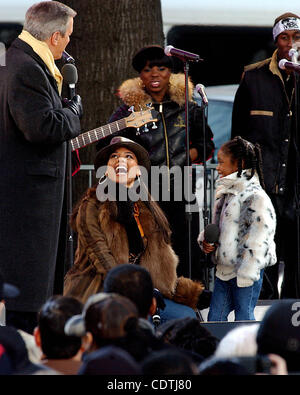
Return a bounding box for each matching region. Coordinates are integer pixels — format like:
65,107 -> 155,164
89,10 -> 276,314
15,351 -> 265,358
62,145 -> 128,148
0,1 -> 83,332
231,12 -> 300,299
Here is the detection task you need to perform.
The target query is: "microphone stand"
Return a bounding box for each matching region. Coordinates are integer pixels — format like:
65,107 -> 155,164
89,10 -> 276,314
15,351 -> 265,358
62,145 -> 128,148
200,99 -> 210,289
183,60 -> 193,281
64,72 -> 77,271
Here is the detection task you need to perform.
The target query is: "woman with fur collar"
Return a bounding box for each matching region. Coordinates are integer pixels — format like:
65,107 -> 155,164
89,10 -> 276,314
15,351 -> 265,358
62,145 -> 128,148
64,136 -> 211,323
198,137 -> 277,321
96,45 -> 214,282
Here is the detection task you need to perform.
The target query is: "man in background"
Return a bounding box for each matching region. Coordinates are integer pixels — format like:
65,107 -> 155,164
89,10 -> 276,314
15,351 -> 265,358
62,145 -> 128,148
232,12 -> 300,299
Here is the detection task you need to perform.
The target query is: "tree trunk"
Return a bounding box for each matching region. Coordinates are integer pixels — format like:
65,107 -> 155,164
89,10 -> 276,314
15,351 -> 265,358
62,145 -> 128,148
60,0 -> 164,204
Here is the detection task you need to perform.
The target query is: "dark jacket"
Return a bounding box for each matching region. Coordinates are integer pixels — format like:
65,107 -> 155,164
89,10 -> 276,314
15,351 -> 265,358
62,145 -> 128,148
0,38 -> 81,312
97,74 -> 214,174
231,49 -> 300,201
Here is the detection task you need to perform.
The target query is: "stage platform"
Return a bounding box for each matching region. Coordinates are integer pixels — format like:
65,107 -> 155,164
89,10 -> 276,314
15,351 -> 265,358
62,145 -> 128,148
199,300 -> 276,340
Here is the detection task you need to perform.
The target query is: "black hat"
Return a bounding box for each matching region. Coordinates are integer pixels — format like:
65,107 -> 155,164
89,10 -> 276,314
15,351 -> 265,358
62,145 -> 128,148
94,136 -> 151,173
256,299 -> 300,371
0,272 -> 19,300
132,45 -> 172,72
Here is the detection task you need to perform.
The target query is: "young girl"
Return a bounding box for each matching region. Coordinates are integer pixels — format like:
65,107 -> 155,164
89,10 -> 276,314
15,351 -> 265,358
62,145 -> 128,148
198,136 -> 277,321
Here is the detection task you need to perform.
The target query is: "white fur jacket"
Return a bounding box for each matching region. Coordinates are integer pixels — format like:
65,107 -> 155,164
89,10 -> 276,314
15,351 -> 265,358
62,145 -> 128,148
198,170 -> 277,287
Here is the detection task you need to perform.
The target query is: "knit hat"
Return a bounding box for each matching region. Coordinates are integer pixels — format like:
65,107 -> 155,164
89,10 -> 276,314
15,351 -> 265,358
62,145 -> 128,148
256,299 -> 300,372
273,12 -> 300,41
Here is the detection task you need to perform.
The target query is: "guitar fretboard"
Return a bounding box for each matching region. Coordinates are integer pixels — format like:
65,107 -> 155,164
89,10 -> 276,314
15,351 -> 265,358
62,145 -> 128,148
70,118 -> 127,151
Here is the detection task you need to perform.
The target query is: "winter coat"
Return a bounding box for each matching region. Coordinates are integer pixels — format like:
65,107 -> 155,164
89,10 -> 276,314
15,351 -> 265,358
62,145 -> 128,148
231,49 -> 300,202
97,73 -> 214,174
199,170 -> 277,287
0,38 -> 81,312
63,188 -> 204,306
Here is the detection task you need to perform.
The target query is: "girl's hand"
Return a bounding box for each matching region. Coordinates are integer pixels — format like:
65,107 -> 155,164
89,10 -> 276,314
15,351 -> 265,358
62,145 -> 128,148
202,240 -> 216,254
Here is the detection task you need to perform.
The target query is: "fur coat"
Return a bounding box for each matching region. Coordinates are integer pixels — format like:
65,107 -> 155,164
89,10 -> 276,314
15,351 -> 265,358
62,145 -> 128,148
199,170 -> 277,287
64,188 -> 204,306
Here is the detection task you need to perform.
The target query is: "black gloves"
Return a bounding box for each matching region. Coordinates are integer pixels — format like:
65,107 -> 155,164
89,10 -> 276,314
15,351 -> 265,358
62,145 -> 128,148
65,94 -> 83,119
153,288 -> 166,311
197,289 -> 212,310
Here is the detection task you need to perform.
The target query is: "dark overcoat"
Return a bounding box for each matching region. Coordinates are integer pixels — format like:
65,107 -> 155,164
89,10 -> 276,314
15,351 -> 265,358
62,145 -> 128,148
0,38 -> 81,312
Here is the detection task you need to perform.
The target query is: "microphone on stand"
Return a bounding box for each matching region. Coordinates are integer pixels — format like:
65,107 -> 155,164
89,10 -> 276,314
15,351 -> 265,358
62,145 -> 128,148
61,63 -> 78,100
195,83 -> 209,107
278,59 -> 300,74
164,45 -> 203,62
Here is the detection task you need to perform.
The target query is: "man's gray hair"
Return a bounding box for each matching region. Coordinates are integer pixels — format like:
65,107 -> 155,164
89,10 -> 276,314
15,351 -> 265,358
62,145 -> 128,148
23,1 -> 76,41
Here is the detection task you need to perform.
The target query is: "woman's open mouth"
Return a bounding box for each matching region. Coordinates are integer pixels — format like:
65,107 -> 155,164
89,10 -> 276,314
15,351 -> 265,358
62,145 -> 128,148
116,165 -> 128,175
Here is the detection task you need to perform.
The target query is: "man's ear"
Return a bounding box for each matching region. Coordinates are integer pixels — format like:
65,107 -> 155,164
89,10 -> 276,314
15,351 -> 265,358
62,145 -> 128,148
50,31 -> 60,46
149,296 -> 157,317
33,326 -> 41,348
82,332 -> 93,352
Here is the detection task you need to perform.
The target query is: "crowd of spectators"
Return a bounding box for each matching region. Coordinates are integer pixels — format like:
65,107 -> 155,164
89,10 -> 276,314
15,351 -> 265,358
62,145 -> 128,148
0,264 -> 298,375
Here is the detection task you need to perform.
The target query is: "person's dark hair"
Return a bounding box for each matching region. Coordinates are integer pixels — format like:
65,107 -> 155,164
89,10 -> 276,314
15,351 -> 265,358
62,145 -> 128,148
220,136 -> 265,189
157,317 -> 219,359
37,295 -> 83,359
84,294 -> 139,348
142,349 -> 198,375
103,264 -> 153,318
84,293 -> 152,361
256,299 -> 300,373
198,357 -> 250,375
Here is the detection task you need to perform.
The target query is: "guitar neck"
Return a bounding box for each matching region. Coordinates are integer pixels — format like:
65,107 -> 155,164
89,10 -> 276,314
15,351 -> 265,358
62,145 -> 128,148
70,118 -> 127,151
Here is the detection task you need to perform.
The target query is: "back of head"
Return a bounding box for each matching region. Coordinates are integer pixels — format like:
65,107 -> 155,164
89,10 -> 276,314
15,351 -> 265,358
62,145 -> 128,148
103,264 -> 153,318
256,299 -> 300,372
0,326 -> 40,374
23,1 -> 76,41
38,295 -> 83,359
221,136 -> 265,188
84,293 -> 139,346
199,357 -> 250,376
78,345 -> 141,375
142,349 -> 198,375
157,317 -> 219,359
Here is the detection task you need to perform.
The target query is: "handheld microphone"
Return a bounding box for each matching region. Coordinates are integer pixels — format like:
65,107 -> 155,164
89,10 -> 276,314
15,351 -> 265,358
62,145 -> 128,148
62,50 -> 75,64
204,224 -> 220,245
195,83 -> 208,106
278,59 -> 300,74
164,45 -> 202,62
61,63 -> 78,99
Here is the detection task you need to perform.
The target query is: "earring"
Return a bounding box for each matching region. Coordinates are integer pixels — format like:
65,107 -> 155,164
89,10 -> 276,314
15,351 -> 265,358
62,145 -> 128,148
98,173 -> 107,185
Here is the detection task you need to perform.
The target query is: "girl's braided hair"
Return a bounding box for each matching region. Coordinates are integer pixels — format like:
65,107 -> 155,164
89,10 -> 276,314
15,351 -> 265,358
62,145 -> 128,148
221,136 -> 265,189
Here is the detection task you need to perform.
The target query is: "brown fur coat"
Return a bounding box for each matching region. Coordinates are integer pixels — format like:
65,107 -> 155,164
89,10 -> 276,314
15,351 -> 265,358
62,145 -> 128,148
64,188 -> 204,307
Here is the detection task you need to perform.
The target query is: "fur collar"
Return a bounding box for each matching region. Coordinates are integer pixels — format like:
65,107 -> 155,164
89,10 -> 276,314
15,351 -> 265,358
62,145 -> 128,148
215,169 -> 260,198
117,73 -> 195,109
